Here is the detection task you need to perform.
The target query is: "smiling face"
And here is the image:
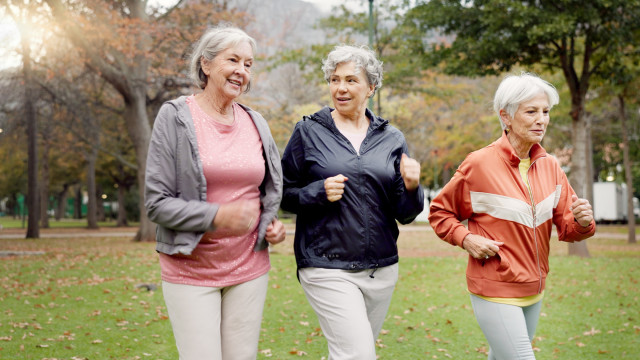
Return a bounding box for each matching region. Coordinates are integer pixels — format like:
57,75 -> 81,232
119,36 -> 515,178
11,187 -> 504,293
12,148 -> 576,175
329,61 -> 375,119
201,41 -> 253,101
501,92 -> 551,158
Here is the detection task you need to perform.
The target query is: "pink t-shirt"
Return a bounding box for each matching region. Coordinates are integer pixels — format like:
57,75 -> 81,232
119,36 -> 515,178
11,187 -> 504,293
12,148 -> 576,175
159,96 -> 270,287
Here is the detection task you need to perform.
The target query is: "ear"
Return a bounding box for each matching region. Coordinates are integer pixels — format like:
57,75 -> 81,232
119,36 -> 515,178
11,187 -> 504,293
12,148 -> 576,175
368,84 -> 375,98
200,57 -> 210,75
499,109 -> 511,128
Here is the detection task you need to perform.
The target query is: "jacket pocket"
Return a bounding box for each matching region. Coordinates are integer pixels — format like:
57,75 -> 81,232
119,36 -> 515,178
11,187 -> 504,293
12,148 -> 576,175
494,253 -> 516,282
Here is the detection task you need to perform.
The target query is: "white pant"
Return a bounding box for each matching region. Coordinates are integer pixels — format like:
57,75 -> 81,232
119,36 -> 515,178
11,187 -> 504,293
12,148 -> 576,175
298,264 -> 399,360
470,294 -> 543,360
162,273 -> 269,360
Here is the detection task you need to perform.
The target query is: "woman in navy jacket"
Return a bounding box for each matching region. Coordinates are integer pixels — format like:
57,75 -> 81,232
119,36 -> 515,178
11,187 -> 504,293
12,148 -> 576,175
281,45 -> 424,360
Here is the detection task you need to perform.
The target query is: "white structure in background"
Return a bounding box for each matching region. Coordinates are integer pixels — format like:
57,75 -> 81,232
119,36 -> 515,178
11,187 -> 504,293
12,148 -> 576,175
593,182 -> 640,223
414,189 -> 441,223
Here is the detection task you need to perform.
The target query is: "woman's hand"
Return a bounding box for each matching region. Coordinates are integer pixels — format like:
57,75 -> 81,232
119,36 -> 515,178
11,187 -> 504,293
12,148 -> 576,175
212,199 -> 260,236
265,218 -> 286,245
400,154 -> 421,191
463,233 -> 504,260
325,174 -> 348,202
571,195 -> 594,227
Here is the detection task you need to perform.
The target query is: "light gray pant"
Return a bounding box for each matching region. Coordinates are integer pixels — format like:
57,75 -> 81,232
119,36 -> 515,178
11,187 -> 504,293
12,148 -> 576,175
162,273 -> 269,360
298,264 -> 399,360
470,294 -> 543,360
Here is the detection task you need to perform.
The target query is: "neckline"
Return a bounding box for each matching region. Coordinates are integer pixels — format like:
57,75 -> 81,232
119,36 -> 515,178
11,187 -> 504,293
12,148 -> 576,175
189,96 -> 238,132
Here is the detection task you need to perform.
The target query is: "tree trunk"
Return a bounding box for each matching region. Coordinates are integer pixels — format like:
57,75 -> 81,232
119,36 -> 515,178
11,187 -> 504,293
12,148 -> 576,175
74,185 -> 82,219
618,96 -> 636,244
40,140 -> 50,229
116,166 -> 129,227
125,88 -> 155,241
96,183 -> 105,222
567,98 -> 591,257
585,113 -> 594,205
23,29 -> 39,239
40,135 -> 50,229
55,184 -> 69,221
86,147 -> 99,229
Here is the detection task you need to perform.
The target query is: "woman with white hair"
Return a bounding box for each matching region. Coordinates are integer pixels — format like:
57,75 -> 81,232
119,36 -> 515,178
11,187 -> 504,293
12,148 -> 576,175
281,45 -> 424,359
428,72 -> 595,359
145,26 -> 285,360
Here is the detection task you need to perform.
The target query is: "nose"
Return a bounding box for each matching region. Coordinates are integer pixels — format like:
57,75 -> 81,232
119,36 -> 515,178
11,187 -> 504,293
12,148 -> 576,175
536,110 -> 548,124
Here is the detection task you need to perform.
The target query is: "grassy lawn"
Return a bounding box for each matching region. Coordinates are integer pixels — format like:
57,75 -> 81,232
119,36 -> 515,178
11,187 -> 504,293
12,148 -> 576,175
0,227 -> 638,359
0,216 -> 139,229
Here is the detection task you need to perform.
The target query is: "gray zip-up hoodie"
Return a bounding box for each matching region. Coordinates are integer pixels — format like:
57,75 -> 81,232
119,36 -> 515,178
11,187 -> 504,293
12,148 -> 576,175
144,96 -> 283,255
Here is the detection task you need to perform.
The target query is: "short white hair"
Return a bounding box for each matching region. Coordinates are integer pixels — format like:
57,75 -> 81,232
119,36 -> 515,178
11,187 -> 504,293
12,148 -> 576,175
493,72 -> 560,130
189,26 -> 257,90
322,45 -> 383,96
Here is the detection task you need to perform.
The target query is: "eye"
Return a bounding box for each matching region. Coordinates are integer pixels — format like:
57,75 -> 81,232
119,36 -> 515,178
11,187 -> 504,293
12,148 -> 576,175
244,62 -> 252,69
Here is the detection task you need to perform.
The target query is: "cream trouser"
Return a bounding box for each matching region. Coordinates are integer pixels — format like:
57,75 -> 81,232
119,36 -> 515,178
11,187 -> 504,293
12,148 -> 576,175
162,273 -> 268,360
298,264 -> 398,360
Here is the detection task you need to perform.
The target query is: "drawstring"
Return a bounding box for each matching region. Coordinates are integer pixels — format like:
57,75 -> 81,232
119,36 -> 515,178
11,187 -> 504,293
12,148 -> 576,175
369,268 -> 378,278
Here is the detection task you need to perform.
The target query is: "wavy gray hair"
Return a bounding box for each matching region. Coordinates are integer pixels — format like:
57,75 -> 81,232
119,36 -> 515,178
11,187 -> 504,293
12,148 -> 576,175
322,45 -> 383,97
493,72 -> 560,130
189,26 -> 257,91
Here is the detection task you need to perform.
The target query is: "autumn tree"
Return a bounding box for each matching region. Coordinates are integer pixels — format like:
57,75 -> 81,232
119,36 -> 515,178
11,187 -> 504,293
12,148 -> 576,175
404,0 -> 640,256
42,0 -> 248,240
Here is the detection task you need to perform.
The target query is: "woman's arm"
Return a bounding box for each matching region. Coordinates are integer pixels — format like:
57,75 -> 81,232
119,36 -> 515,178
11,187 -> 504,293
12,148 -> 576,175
144,104 -> 218,232
281,122 -> 332,213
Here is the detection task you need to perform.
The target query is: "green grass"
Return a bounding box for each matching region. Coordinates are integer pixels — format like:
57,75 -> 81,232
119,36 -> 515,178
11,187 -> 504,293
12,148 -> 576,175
0,216 -> 138,229
0,235 -> 639,359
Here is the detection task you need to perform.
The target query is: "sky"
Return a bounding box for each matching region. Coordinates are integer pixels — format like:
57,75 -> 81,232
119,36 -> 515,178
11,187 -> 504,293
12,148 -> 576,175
0,0 -> 369,69
302,0 -> 366,13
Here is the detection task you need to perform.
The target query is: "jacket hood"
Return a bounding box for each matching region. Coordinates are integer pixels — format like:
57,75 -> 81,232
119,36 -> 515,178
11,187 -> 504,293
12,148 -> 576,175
308,106 -> 389,132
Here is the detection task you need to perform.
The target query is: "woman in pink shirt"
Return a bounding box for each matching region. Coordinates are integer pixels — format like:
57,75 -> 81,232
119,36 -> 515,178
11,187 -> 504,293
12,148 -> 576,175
145,26 -> 285,360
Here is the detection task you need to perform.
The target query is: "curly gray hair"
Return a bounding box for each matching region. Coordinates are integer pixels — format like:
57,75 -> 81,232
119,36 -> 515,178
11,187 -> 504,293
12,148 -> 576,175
322,45 -> 383,97
189,26 -> 257,91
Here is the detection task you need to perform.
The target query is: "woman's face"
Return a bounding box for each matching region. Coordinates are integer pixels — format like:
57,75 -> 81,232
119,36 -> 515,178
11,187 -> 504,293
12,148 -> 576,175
202,41 -> 253,100
501,92 -> 550,151
329,61 -> 375,117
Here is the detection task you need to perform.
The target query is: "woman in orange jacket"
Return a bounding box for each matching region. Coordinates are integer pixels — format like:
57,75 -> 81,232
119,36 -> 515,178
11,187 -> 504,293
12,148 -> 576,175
428,72 -> 595,360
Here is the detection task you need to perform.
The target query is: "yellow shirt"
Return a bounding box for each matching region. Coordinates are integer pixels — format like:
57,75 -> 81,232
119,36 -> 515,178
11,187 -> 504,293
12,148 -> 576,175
471,158 -> 544,307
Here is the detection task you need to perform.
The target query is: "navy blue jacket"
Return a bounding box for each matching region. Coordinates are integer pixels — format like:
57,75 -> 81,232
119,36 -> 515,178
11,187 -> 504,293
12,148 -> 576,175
281,107 -> 424,270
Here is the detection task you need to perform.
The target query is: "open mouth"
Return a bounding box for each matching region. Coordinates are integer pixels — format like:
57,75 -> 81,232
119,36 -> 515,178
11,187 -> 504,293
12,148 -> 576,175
228,79 -> 242,87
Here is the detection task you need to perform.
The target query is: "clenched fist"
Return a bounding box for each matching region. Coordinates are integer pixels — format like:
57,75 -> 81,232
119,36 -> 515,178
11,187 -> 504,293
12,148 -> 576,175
400,154 -> 421,191
324,174 -> 348,202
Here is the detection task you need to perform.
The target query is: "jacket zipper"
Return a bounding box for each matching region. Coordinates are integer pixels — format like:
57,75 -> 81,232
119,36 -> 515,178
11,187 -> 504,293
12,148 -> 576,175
526,158 -> 543,294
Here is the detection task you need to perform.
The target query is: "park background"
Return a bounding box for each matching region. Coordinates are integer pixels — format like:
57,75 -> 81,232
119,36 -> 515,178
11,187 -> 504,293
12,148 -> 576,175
1,0 -> 639,358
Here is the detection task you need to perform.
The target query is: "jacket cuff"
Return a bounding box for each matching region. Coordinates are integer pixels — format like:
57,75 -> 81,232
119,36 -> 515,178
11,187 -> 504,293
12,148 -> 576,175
573,219 -> 595,234
451,226 -> 471,248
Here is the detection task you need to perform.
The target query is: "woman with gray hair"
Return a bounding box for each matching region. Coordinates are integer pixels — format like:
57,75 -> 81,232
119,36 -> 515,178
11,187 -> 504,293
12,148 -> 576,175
429,72 -> 595,359
144,26 -> 285,360
281,45 -> 424,359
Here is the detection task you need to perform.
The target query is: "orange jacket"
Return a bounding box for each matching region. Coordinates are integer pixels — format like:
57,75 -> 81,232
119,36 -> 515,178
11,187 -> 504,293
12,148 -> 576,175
428,133 -> 595,298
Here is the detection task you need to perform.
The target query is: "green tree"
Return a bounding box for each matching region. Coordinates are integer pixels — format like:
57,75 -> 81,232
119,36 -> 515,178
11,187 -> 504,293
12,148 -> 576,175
405,0 -> 640,256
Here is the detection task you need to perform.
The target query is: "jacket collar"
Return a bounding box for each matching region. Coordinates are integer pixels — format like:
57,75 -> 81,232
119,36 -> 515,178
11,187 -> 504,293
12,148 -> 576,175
308,106 -> 389,132
495,131 -> 547,166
